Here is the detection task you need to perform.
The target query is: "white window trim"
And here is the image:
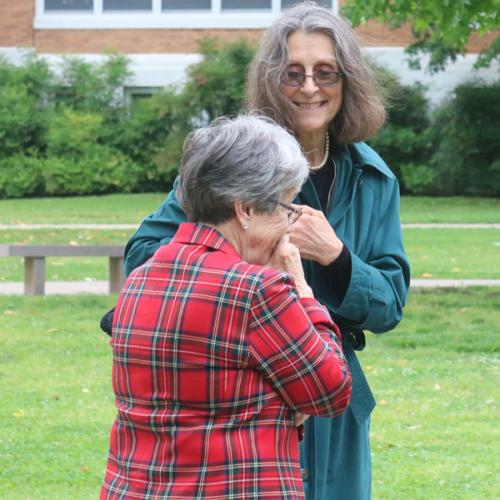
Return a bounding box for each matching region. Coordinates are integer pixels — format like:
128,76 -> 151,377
34,0 -> 339,29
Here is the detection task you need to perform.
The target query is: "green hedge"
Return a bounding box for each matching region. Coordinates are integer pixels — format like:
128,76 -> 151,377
0,46 -> 498,198
429,80 -> 500,196
368,65 -> 433,194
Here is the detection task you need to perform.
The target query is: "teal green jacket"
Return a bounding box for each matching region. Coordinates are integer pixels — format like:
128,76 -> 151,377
125,142 -> 409,410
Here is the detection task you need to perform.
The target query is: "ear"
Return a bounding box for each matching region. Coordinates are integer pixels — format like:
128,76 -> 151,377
234,201 -> 253,229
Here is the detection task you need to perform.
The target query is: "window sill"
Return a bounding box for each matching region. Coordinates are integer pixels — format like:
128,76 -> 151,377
34,12 -> 279,29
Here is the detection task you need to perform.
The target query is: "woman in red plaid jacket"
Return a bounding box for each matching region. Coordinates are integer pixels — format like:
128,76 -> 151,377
101,115 -> 351,499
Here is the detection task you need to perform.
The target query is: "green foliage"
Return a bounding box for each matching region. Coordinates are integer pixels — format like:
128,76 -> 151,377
0,40 -> 257,199
109,90 -> 189,191
430,79 -> 500,195
42,107 -> 144,195
0,154 -> 44,198
184,38 -> 256,122
0,54 -> 53,156
343,0 -> 499,73
368,65 -> 433,193
56,53 -> 131,117
399,163 -> 436,195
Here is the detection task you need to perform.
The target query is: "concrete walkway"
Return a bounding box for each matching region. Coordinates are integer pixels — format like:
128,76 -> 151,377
1,223 -> 499,230
1,279 -> 499,295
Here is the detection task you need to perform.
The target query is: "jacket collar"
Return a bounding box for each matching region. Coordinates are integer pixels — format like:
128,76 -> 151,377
348,142 -> 395,179
172,222 -> 241,258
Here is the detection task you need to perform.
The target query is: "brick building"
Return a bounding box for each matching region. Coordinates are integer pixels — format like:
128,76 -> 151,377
1,0 -> 497,104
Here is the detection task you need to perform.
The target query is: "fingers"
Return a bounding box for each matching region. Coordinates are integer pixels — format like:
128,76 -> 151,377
291,204 -> 321,217
294,412 -> 310,427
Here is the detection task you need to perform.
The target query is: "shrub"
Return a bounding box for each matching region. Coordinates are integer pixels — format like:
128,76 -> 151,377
0,154 -> 44,198
43,107 -> 144,195
55,53 -> 130,119
0,54 -> 53,157
184,38 -> 256,123
43,147 -> 144,196
368,65 -> 433,193
429,80 -> 500,196
109,90 -> 188,191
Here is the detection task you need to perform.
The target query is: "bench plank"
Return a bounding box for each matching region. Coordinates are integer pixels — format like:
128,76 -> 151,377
0,245 -> 124,257
0,245 -> 125,295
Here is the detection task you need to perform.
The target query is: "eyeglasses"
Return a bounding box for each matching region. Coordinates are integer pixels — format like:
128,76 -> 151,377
276,201 -> 303,225
281,68 -> 344,88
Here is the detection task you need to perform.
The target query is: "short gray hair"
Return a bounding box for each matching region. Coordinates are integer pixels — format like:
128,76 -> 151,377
246,1 -> 386,143
177,115 -> 309,224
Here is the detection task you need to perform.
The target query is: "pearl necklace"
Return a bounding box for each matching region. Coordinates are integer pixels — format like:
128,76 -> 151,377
308,134 -> 330,171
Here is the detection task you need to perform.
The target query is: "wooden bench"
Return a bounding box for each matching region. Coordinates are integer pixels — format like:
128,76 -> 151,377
0,245 -> 125,295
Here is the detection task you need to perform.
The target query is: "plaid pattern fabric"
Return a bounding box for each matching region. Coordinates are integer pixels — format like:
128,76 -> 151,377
101,223 -> 351,499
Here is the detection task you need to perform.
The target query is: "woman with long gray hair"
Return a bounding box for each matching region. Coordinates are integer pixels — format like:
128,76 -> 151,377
123,2 -> 410,498
101,115 -> 352,499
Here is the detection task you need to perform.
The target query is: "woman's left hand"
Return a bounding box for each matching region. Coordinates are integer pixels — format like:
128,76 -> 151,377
295,412 -> 309,427
289,205 -> 343,266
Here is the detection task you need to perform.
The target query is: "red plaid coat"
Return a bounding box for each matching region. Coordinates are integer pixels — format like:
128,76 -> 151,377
101,223 -> 351,499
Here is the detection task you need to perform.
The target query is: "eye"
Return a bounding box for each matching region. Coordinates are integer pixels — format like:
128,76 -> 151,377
315,70 -> 335,80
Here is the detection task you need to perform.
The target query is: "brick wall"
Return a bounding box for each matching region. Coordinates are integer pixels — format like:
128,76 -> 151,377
0,0 -> 35,47
0,1 -> 494,54
34,29 -> 266,54
33,22 -> 420,54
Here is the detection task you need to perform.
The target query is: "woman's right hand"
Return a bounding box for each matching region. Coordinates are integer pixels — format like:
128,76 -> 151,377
269,235 -> 314,298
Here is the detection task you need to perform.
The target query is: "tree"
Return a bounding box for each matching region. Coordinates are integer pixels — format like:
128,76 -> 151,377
342,0 -> 499,73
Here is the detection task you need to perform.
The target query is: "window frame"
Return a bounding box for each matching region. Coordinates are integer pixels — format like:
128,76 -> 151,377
35,0 -> 339,29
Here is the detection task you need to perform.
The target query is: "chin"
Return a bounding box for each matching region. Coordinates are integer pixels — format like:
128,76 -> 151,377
297,119 -> 331,135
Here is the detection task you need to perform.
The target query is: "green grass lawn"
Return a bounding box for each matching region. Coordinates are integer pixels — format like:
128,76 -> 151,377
0,193 -> 167,224
1,227 -> 498,281
1,289 -> 498,499
405,228 -> 500,279
0,194 -> 499,224
400,196 -> 500,223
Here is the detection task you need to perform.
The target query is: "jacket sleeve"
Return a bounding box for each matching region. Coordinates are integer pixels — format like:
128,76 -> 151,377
124,178 -> 187,275
247,271 -> 352,417
327,178 -> 410,333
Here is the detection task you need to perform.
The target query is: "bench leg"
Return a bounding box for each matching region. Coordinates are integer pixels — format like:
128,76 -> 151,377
109,257 -> 125,294
25,257 -> 45,295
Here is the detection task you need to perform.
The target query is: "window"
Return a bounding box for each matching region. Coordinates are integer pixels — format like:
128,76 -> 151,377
36,0 -> 339,29
162,0 -> 210,9
125,87 -> 157,107
104,0 -> 152,10
282,0 -> 331,7
45,0 -> 93,10
222,0 -> 272,9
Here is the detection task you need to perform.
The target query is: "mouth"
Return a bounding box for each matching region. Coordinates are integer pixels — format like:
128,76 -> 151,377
293,101 -> 326,111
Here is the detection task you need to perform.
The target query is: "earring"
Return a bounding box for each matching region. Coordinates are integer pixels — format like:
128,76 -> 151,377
243,224 -> 248,230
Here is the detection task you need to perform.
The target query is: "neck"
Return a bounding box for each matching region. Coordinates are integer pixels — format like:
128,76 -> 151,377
298,130 -> 329,168
212,219 -> 243,256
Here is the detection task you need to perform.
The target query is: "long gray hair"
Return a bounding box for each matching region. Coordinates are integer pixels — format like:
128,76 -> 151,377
246,1 -> 386,143
177,114 -> 309,224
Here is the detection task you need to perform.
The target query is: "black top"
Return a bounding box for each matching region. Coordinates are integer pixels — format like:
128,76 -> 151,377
309,150 -> 352,305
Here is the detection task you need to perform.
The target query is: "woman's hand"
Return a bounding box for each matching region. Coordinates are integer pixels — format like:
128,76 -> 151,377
269,235 -> 313,298
294,412 -> 309,427
289,205 -> 343,266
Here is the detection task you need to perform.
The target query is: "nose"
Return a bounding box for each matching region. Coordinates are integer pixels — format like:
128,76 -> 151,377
301,74 -> 320,94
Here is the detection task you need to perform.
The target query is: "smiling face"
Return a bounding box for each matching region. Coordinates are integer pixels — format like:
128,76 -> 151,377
281,31 -> 343,144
